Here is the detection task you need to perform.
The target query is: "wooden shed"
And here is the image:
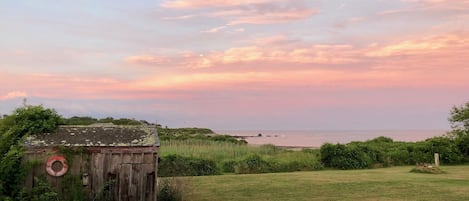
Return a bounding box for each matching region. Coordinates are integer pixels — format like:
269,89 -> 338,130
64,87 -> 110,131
23,123 -> 160,201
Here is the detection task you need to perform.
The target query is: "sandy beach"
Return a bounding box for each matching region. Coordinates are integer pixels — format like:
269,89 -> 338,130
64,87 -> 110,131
217,130 -> 446,148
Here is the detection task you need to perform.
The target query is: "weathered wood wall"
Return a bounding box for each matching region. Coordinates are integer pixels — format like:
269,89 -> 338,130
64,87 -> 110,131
25,146 -> 159,201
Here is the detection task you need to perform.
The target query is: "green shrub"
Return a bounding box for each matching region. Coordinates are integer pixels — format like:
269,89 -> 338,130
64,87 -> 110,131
234,154 -> 271,174
211,135 -> 247,145
16,176 -> 59,201
0,105 -> 61,199
61,175 -> 89,201
320,143 -> 372,169
279,160 -> 323,172
158,155 -> 220,177
319,135 -> 468,170
424,137 -> 464,164
62,116 -> 97,125
157,178 -> 191,201
192,159 -> 219,176
63,116 -> 142,125
259,144 -> 280,155
453,131 -> 469,161
221,160 -> 238,173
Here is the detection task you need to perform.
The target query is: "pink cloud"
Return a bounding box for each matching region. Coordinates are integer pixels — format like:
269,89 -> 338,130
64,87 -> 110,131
162,15 -> 197,20
227,8 -> 317,25
6,31 -> 469,102
365,33 -> 467,57
162,0 -> 317,25
124,32 -> 468,76
202,25 -> 227,33
382,0 -> 469,15
124,55 -> 168,65
0,91 -> 28,100
402,0 -> 467,4
335,17 -> 365,28
180,44 -> 358,69
161,0 -> 278,9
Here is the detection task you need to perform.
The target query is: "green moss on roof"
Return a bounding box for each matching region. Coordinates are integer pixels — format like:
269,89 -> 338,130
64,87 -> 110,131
24,123 -> 159,147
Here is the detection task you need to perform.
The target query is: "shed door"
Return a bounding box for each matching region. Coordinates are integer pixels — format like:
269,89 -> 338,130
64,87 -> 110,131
118,164 -> 155,201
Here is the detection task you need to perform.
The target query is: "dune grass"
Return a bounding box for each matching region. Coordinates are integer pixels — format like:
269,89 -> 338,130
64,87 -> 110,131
160,139 -> 265,161
160,139 -> 322,173
182,165 -> 469,201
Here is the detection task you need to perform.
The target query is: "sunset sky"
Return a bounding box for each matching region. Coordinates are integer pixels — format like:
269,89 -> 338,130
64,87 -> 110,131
1,0 -> 468,130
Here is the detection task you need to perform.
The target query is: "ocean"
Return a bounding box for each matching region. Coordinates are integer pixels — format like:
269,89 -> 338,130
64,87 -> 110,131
215,130 -> 448,148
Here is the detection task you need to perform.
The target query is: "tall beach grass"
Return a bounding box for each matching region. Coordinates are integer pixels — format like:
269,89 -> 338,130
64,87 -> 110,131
159,139 -> 323,174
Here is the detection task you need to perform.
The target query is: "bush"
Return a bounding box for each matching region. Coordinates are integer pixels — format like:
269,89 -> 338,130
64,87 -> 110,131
158,155 -> 219,177
157,178 -> 191,201
63,116 -> 142,125
448,130 -> 469,162
424,137 -> 464,164
0,105 -> 61,199
234,154 -> 271,174
320,143 -> 372,169
16,177 -> 59,201
211,135 -> 247,145
221,160 -> 238,173
259,144 -> 280,155
319,134 -> 469,170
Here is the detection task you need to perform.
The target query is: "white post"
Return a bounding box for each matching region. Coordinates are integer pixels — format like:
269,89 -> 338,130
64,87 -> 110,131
434,153 -> 440,167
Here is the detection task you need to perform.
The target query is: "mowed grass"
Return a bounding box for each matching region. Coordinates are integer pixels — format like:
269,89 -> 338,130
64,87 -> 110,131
183,166 -> 469,201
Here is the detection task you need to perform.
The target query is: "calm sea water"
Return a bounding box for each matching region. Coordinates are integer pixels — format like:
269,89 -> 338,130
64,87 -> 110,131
215,130 -> 448,148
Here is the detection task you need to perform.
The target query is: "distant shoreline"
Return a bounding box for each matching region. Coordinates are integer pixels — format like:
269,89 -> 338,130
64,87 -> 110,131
218,129 -> 446,148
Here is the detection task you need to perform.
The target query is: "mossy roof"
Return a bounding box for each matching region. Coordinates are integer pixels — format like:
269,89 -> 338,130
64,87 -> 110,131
24,123 -> 159,147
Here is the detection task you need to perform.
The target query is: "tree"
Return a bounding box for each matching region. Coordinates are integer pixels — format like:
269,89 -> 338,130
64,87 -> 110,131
0,105 -> 62,199
449,101 -> 469,131
448,100 -> 469,161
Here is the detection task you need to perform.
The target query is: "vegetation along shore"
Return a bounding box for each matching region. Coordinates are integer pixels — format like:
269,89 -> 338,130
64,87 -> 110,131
0,100 -> 468,200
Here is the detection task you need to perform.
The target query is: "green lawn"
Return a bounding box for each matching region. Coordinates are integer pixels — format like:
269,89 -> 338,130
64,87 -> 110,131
180,166 -> 469,201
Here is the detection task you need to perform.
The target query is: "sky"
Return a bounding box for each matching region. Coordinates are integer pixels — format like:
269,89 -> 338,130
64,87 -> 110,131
0,0 -> 468,130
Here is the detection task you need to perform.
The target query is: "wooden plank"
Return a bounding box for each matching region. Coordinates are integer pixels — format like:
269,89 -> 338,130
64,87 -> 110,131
142,164 -> 155,201
91,152 -> 105,196
70,155 -> 82,175
109,153 -> 122,174
103,153 -> 110,182
122,153 -> 133,164
140,153 -> 145,201
131,152 -> 143,164
130,164 -> 145,201
107,172 -> 118,201
108,153 -> 121,201
119,164 -> 131,201
142,153 -> 155,164
154,153 -> 158,201
91,152 -> 96,193
81,150 -> 92,194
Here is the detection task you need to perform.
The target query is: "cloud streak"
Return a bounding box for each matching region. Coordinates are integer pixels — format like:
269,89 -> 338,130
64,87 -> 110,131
161,0 -> 280,9
119,32 -> 469,94
125,55 -> 168,65
2,0 -> 468,129
0,91 -> 28,100
162,0 -> 317,26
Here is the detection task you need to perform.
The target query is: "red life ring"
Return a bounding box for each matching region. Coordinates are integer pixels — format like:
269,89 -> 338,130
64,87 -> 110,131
45,155 -> 68,177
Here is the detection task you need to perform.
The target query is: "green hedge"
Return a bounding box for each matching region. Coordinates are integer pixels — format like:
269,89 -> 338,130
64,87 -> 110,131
320,135 -> 468,170
158,155 -> 220,177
